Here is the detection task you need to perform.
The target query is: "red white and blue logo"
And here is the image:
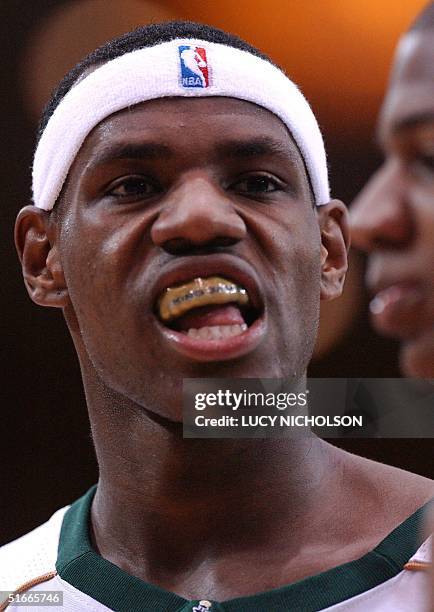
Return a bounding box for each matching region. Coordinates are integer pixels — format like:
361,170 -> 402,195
178,45 -> 209,88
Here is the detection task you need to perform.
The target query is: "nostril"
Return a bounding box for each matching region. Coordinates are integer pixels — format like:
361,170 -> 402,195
350,200 -> 415,252
371,229 -> 414,251
161,238 -> 193,255
209,236 -> 240,248
161,236 -> 240,256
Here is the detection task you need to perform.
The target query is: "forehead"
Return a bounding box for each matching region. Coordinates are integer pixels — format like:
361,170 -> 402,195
379,31 -> 434,140
80,96 -> 305,167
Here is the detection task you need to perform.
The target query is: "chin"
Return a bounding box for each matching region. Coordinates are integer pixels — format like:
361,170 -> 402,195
400,336 -> 434,378
150,409 -> 185,428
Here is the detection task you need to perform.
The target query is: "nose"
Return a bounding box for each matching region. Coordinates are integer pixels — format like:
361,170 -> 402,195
151,174 -> 246,255
350,158 -> 414,252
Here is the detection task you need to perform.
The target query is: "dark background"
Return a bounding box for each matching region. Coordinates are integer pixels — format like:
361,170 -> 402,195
1,0 -> 432,546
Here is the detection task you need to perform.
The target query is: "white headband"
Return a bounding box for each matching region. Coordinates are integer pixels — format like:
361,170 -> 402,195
33,38 -> 330,210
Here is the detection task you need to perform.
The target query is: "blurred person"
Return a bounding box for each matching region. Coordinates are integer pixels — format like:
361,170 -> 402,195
0,21 -> 433,612
351,5 -> 434,608
350,2 -> 434,378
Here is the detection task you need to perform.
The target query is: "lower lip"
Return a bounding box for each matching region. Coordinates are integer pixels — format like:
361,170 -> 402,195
369,284 -> 425,338
157,315 -> 267,362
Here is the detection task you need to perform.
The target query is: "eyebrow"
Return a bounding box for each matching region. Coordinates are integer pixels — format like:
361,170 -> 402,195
214,137 -> 298,162
88,136 -> 298,169
88,142 -> 173,167
378,112 -> 434,147
395,112 -> 434,132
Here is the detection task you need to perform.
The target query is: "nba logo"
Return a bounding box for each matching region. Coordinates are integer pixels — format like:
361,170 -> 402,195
178,45 -> 209,88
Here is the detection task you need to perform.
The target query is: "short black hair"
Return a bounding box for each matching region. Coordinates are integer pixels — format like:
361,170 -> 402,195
38,21 -> 274,142
409,2 -> 434,32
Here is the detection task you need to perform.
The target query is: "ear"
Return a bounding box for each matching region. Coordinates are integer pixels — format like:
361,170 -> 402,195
15,205 -> 69,308
317,200 -> 350,301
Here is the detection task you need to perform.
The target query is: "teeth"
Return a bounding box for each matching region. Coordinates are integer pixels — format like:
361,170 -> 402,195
158,276 -> 249,322
187,324 -> 247,340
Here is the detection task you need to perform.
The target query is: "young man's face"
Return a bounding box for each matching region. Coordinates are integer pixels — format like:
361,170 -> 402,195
351,31 -> 434,377
31,97 -> 338,420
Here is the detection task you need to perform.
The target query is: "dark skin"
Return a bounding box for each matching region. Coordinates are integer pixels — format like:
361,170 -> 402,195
16,97 -> 433,600
351,31 -> 434,377
351,29 -> 434,608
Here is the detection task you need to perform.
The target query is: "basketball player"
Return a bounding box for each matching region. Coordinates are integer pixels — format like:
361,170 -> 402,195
351,5 -> 434,608
350,3 -> 434,379
1,21 -> 432,611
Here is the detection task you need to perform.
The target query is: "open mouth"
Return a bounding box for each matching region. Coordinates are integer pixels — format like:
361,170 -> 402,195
156,276 -> 262,339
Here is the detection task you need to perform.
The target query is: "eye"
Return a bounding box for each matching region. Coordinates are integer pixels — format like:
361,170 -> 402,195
416,154 -> 434,173
105,175 -> 162,199
231,174 -> 283,195
408,153 -> 434,182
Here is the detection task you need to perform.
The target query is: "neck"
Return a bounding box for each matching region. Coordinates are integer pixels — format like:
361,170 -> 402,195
85,376 -> 340,566
79,362 -> 345,595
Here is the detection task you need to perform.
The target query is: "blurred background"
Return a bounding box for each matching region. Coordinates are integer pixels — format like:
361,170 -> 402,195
1,0 -> 431,545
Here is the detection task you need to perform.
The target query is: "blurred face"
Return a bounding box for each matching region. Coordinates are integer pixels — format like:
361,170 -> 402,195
53,97 -> 326,419
351,31 -> 434,377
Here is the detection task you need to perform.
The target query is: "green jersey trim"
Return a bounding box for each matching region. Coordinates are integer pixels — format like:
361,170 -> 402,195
56,486 -> 429,612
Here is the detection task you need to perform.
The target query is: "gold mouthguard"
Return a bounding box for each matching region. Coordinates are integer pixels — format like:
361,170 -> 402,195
158,276 -> 249,322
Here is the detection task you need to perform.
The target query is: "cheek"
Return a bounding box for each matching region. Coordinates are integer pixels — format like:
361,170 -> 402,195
400,331 -> 434,378
412,183 -> 434,233
58,215 -> 153,369
262,216 -> 322,365
415,207 -> 434,275
266,215 -> 322,306
60,209 -> 149,310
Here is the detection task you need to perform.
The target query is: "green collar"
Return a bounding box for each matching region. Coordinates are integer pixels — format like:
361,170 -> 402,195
56,486 -> 428,612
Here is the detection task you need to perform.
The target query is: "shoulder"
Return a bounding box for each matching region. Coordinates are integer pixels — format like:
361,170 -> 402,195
327,443 -> 434,550
364,457 -> 433,514
336,445 -> 434,515
0,505 -> 69,591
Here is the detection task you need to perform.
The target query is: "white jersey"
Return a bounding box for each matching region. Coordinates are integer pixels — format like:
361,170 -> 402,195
0,488 -> 432,611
